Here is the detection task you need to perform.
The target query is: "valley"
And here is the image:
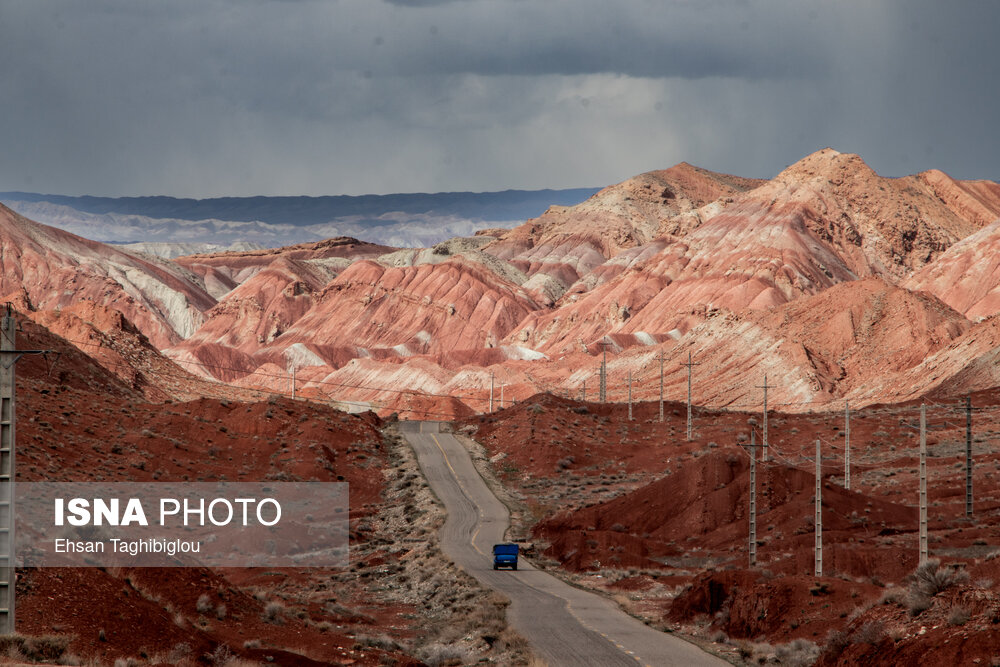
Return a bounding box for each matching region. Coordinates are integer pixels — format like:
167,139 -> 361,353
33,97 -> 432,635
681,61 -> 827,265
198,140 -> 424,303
4,147 -> 1000,665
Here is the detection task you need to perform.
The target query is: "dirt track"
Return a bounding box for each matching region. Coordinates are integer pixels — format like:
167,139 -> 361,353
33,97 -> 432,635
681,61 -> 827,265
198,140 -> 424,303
401,421 -> 727,667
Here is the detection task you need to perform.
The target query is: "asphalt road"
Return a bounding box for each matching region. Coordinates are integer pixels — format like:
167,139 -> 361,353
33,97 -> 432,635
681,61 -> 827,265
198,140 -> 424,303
401,421 -> 728,667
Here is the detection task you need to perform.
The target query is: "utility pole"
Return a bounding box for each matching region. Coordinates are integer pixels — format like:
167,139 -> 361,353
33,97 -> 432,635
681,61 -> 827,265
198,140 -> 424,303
489,372 -> 494,413
0,305 -> 49,634
919,404 -> 928,566
815,438 -> 822,577
756,375 -> 775,462
749,429 -> 757,567
598,339 -> 610,403
0,310 -> 13,634
291,366 -> 296,400
658,351 -> 665,423
966,396 -> 973,517
683,353 -> 699,441
627,370 -> 633,421
844,400 -> 851,490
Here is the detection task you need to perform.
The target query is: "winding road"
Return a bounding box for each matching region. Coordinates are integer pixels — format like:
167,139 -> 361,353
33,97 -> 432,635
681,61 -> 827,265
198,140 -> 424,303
401,421 -> 728,667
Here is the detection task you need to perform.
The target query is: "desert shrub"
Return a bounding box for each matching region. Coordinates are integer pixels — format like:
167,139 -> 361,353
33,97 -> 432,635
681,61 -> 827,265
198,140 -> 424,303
168,643 -> 193,662
910,559 -> 969,597
774,638 -> 820,667
262,601 -> 285,624
197,593 -> 213,614
907,592 -> 932,616
353,634 -> 402,651
208,645 -> 233,667
494,628 -> 529,654
0,634 -> 72,663
948,606 -> 971,626
418,642 -> 470,667
878,587 -> 907,606
825,629 -> 849,655
851,621 -> 885,645
748,642 -> 776,664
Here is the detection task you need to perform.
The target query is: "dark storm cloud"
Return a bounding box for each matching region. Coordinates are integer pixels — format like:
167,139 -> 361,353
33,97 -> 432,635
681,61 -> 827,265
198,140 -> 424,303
383,0 -> 464,6
0,0 -> 996,197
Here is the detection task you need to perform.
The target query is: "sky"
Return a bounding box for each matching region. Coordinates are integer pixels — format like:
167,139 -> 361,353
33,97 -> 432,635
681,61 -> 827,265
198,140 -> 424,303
1,0 -> 997,198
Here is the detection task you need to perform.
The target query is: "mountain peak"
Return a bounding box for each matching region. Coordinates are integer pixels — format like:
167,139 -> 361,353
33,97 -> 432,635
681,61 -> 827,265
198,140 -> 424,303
775,148 -> 876,183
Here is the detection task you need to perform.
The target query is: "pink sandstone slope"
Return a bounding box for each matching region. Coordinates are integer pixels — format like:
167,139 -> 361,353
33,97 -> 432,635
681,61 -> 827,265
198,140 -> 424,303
0,203 -> 214,348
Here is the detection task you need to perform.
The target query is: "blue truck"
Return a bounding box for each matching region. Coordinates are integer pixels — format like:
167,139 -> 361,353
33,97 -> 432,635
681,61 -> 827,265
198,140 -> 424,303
492,543 -> 519,570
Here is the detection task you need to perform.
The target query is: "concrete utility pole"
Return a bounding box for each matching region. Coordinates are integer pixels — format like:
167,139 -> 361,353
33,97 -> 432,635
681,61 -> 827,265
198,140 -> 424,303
0,311 -> 14,633
598,339 -> 610,403
627,371 -> 633,421
844,400 -> 851,490
966,396 -> 973,517
683,352 -> 699,441
489,372 -> 494,413
749,429 -> 757,567
756,375 -> 775,462
0,305 -> 49,634
658,351 -> 665,423
815,438 -> 823,577
919,404 -> 928,566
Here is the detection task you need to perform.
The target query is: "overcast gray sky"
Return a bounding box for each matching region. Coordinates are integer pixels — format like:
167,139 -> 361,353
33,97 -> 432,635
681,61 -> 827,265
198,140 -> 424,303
0,0 -> 997,197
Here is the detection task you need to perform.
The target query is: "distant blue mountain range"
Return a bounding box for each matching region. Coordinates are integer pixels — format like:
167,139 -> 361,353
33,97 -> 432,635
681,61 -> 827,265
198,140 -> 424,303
0,188 -> 599,227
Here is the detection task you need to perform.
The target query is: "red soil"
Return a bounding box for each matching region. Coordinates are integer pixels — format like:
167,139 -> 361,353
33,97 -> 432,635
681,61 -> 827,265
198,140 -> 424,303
669,570 -> 883,644
9,312 -> 414,665
815,583 -> 1000,666
460,390 -> 1000,661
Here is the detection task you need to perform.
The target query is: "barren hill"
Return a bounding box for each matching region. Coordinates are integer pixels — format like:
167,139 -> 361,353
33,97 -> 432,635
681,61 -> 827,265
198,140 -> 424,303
7,149 -> 1000,417
0,203 -> 215,348
484,163 -> 764,301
